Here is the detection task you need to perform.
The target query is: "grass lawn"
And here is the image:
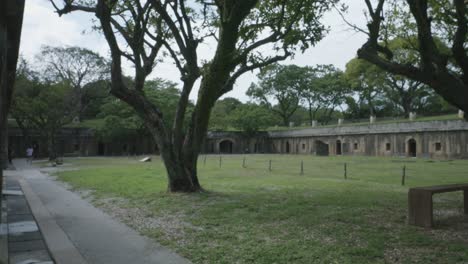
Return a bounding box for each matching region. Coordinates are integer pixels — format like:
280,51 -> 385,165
53,155 -> 468,263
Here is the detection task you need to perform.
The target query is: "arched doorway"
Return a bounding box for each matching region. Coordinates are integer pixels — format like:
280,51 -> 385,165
219,140 -> 233,154
336,140 -> 342,155
285,141 -> 290,153
408,139 -> 417,157
315,140 -> 329,156
98,142 -> 105,156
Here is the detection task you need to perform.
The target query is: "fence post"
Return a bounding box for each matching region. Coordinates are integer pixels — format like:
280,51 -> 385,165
242,157 -> 246,168
219,156 -> 222,168
269,160 -> 272,172
402,165 -> 406,186
344,163 -> 347,180
300,160 -> 304,175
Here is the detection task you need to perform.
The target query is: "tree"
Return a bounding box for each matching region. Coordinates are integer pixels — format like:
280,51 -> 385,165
81,80 -> 111,119
354,0 -> 468,117
345,58 -> 386,116
51,0 -> 337,192
12,79 -> 77,160
247,64 -> 307,126
38,46 -> 109,121
301,65 -> 349,125
12,59 -> 38,145
209,98 -> 242,130
346,37 -> 456,117
229,104 -> 278,135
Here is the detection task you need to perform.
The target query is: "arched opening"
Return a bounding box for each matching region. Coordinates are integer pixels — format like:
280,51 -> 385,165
408,139 -> 417,157
315,140 -> 329,156
285,141 -> 290,153
219,140 -> 233,154
336,140 -> 342,155
98,142 -> 105,156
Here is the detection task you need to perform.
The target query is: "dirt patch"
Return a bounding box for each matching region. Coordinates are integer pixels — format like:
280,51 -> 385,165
92,196 -> 200,246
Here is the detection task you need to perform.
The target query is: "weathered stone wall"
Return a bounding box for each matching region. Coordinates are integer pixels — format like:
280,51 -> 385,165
202,131 -> 270,154
266,120 -> 468,159
8,127 -> 158,158
7,119 -> 468,159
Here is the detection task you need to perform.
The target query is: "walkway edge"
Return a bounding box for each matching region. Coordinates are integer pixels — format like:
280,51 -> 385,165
19,178 -> 87,264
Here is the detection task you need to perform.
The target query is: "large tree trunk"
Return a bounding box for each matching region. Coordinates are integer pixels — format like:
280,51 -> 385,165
139,108 -> 202,193
401,95 -> 412,118
47,132 -> 57,161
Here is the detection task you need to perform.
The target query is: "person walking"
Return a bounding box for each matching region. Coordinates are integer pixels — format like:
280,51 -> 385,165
26,146 -> 34,164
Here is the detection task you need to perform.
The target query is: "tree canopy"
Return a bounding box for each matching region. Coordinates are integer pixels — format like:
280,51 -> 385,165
354,0 -> 468,117
12,64 -> 76,160
247,64 -> 307,126
50,0 -> 338,192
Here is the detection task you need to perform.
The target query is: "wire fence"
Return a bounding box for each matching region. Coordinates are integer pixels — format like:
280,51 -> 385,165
196,154 -> 468,187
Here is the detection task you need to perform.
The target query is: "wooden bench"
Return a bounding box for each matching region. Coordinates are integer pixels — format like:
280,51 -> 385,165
408,184 -> 468,227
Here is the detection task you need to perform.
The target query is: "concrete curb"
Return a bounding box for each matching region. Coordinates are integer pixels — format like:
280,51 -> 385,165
19,178 -> 87,264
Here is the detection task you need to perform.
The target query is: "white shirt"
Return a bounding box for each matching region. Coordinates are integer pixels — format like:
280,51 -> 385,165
26,148 -> 33,156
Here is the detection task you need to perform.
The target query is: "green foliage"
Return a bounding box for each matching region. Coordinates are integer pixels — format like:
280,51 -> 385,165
96,78 -> 186,142
38,45 -> 109,120
39,45 -> 108,86
81,80 -> 110,119
239,0 -> 339,55
229,104 -> 278,134
345,37 -> 457,119
248,64 -> 307,126
301,65 -> 349,124
209,98 -> 242,130
12,64 -> 77,159
12,65 -> 76,133
248,64 -> 348,126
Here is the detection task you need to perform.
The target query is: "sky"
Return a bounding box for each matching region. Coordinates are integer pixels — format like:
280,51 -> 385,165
20,0 -> 368,102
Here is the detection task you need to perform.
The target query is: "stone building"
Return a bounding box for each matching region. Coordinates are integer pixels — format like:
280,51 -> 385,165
7,119 -> 468,159
204,120 -> 468,159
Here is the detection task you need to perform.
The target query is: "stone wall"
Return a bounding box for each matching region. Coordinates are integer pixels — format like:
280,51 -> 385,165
7,119 -> 468,159
266,120 -> 468,159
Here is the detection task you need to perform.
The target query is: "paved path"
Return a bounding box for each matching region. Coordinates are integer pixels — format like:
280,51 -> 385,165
9,159 -> 191,264
3,176 -> 55,264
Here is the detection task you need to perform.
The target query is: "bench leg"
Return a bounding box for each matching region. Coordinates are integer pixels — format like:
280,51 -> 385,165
464,190 -> 468,215
408,190 -> 433,227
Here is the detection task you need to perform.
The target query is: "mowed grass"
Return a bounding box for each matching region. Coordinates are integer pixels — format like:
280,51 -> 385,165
55,155 -> 468,264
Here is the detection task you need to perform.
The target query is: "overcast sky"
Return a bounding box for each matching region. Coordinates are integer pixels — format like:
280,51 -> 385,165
20,0 -> 368,102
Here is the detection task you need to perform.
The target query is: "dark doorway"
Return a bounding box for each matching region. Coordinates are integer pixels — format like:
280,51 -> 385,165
210,143 -> 215,153
408,139 -> 417,157
285,141 -> 290,153
98,142 -> 105,156
254,142 -> 263,153
336,140 -> 342,155
219,140 -> 233,154
315,141 -> 329,156
32,142 -> 39,158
